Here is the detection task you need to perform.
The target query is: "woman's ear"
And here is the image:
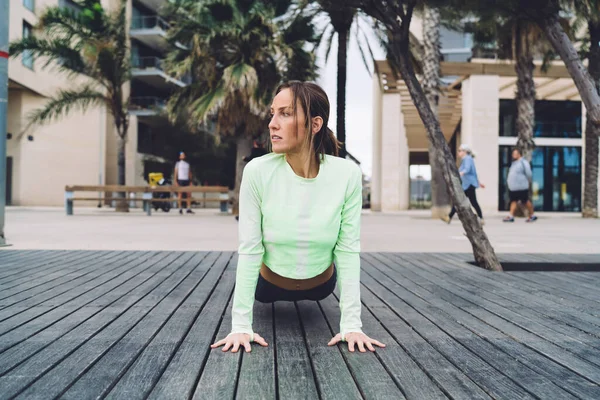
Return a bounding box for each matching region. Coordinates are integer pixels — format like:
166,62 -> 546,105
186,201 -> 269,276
311,116 -> 323,136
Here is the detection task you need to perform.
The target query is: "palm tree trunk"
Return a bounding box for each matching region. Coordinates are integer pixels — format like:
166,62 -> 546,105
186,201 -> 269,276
583,21 -> 600,218
336,24 -> 350,159
538,9 -> 600,126
422,6 -> 450,218
514,22 -> 536,161
115,135 -> 129,212
232,135 -> 253,216
391,30 -> 502,271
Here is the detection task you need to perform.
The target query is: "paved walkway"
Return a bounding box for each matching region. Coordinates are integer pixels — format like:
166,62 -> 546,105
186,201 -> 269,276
0,250 -> 599,399
2,207 -> 599,253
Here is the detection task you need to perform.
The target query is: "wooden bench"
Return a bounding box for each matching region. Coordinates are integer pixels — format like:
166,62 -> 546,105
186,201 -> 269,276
64,185 -> 230,216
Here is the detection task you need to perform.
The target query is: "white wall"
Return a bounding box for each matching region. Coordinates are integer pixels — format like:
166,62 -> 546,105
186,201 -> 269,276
461,75 -> 500,212
371,76 -> 383,211
380,92 -> 409,211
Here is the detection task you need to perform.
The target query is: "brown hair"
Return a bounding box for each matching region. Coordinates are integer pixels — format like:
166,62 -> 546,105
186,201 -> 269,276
275,81 -> 341,165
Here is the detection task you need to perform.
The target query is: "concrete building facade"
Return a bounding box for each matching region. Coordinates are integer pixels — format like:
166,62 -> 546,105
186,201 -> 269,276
371,58 -> 599,214
6,0 -> 180,206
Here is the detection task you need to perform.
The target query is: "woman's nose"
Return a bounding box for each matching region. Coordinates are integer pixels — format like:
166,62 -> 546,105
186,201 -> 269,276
268,115 -> 278,130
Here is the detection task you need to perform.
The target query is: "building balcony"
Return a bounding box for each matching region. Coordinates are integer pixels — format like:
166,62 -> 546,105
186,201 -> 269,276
131,56 -> 189,89
130,16 -> 170,52
129,96 -> 166,117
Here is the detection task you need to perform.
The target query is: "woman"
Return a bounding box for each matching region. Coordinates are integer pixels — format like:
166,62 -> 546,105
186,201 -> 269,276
442,144 -> 485,224
211,82 -> 385,354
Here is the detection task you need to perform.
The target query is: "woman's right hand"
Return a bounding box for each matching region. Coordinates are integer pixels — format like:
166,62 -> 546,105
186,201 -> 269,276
210,333 -> 268,353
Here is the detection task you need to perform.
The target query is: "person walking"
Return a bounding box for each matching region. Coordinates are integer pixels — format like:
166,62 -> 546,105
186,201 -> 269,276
174,152 -> 194,215
442,144 -> 485,225
504,148 -> 537,222
211,81 -> 385,354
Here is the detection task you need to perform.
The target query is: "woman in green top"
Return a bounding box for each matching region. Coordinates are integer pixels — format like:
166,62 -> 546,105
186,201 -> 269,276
211,81 -> 385,354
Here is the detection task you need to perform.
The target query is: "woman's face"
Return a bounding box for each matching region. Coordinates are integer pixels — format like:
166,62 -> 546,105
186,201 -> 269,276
268,88 -> 322,155
458,149 -> 465,159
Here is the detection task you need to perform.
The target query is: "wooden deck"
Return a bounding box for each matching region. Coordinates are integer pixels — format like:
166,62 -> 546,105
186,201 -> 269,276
0,250 -> 599,399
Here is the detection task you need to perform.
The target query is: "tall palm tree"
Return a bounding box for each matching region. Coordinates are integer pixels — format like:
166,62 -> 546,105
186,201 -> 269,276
462,15 -> 554,161
421,4 -> 451,217
164,0 -> 318,214
570,0 -> 600,218
9,0 -> 131,208
304,1 -> 378,159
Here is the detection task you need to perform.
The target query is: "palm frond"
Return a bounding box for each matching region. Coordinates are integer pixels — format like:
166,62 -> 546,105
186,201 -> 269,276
26,85 -> 107,127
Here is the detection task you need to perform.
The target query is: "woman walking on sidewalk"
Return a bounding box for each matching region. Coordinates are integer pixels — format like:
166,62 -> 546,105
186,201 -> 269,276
442,144 -> 485,225
211,81 -> 385,354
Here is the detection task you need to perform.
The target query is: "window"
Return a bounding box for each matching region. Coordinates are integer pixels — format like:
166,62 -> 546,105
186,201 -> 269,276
499,146 -> 581,212
23,0 -> 35,12
22,22 -> 34,69
499,99 -> 582,138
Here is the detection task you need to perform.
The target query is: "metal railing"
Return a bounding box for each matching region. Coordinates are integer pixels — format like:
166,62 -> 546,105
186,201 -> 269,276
130,16 -> 170,31
132,56 -> 164,70
130,96 -> 167,110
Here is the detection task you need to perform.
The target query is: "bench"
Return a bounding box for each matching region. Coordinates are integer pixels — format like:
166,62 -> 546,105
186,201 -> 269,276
64,185 -> 230,216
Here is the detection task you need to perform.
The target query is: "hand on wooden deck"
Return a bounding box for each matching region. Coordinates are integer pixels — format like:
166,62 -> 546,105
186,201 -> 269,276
210,333 -> 268,353
328,332 -> 386,353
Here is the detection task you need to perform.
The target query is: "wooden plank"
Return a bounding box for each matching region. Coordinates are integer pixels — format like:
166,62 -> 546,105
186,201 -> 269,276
59,252 -> 228,400
236,302 -> 276,400
319,296 -> 413,399
0,253 -> 188,376
322,295 -> 448,400
101,253 -> 230,400
272,301 -> 320,400
362,254 -> 600,400
145,254 -> 237,400
0,251 -> 190,398
360,255 -> 579,400
349,272 -> 492,399
191,297 -> 239,400
0,251 -> 92,285
0,251 -> 126,306
377,253 -> 600,385
357,263 -> 537,399
425,254 -> 600,335
10,252 -> 205,399
296,301 -> 363,400
0,251 -> 152,332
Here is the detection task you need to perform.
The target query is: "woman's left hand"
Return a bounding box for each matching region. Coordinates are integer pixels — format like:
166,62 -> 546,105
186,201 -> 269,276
480,182 -> 486,189
328,332 -> 386,352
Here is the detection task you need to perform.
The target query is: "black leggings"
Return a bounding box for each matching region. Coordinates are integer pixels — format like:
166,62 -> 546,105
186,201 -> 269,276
255,268 -> 337,303
449,185 -> 483,219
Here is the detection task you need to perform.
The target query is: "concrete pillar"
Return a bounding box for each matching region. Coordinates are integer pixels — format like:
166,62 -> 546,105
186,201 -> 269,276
370,75 -> 382,211
461,75 -> 499,212
380,92 -> 409,211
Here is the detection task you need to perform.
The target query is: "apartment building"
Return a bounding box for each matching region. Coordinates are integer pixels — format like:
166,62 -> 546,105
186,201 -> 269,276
6,0 -> 181,206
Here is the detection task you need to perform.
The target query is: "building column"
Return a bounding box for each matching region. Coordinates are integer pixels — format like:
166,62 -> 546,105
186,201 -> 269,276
461,75 -> 499,213
380,91 -> 409,211
370,75 -> 383,211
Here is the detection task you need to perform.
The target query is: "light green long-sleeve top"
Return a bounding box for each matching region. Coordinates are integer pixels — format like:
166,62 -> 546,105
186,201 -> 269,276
232,152 -> 363,339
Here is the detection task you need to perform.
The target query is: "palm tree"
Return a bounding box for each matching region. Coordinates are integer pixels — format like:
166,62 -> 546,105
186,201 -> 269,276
9,0 -> 131,209
457,14 -> 555,161
570,0 -> 600,218
163,0 -> 318,214
343,0 -> 502,271
421,4 -> 451,217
